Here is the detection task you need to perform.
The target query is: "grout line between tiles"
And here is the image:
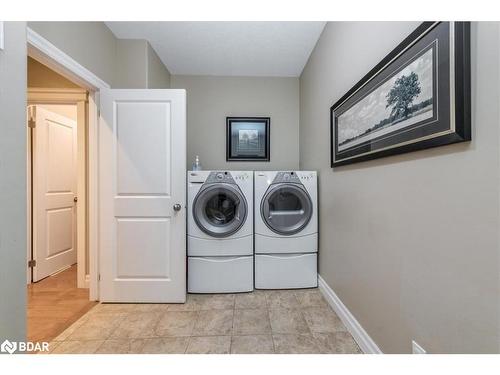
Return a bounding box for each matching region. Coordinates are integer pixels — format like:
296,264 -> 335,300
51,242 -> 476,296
229,308 -> 235,354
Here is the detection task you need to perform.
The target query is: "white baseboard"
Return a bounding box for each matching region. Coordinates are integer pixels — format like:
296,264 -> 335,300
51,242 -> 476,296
318,275 -> 383,354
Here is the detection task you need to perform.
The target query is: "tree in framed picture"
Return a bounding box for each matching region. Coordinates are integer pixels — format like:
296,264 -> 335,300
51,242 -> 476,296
330,22 -> 471,167
226,117 -> 270,161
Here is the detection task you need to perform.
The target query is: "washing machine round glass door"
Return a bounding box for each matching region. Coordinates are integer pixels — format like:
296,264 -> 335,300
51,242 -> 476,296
261,183 -> 313,235
193,183 -> 248,238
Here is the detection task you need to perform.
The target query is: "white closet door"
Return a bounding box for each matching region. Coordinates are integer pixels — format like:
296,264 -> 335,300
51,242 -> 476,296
33,106 -> 78,281
99,89 -> 186,303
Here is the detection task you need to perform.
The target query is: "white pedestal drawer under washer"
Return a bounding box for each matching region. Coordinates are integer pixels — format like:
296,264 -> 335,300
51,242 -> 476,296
187,170 -> 253,293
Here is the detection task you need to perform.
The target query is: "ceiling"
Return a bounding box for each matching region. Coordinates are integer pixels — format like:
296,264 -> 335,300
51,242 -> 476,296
105,22 -> 326,77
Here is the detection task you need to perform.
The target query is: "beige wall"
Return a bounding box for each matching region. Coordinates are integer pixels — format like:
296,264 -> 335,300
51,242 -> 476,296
28,56 -> 79,88
0,21 -> 28,343
299,21 -> 500,353
114,40 -> 171,88
115,39 -> 148,88
28,22 -> 171,88
171,75 -> 299,170
115,39 -> 170,89
147,44 -> 171,88
38,104 -> 77,120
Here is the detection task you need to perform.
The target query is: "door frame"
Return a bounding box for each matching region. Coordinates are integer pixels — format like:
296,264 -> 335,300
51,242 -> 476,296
27,89 -> 88,288
28,27 -> 110,301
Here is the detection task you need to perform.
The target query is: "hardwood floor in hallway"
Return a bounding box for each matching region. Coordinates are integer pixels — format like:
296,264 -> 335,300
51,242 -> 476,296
28,265 -> 97,343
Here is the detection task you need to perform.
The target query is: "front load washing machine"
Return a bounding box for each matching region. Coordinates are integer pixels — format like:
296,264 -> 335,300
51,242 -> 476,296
254,171 -> 318,289
188,170 -> 253,293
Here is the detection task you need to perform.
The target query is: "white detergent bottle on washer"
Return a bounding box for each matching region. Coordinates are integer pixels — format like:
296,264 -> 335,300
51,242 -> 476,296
192,155 -> 202,171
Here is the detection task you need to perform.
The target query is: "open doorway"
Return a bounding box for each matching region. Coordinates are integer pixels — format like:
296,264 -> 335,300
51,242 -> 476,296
26,57 -> 96,343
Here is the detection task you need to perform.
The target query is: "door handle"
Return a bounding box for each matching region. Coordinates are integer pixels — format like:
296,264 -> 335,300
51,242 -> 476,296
173,203 -> 182,211
74,196 -> 78,203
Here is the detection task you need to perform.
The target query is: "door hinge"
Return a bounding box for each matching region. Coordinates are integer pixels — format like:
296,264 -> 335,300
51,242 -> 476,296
28,106 -> 36,128
28,259 -> 36,268
98,274 -> 101,281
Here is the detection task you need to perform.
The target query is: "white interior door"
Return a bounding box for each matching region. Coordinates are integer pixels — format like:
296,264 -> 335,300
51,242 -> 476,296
99,89 -> 186,303
32,106 -> 78,281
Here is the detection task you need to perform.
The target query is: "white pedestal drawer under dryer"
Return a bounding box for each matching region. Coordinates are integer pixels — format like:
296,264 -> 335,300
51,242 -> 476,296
254,171 -> 318,289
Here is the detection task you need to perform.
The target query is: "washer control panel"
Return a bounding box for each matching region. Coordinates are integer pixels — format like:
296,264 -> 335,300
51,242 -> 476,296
206,171 -> 236,184
233,172 -> 251,181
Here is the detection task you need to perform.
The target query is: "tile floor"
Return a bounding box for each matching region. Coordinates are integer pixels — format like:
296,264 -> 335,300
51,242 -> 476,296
44,289 -> 362,354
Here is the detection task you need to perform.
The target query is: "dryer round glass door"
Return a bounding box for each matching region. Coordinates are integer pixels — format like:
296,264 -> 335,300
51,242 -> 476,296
261,184 -> 313,235
193,183 -> 248,238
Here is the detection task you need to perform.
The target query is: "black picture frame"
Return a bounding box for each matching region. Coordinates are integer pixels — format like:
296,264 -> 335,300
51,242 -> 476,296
330,22 -> 471,167
226,117 -> 270,161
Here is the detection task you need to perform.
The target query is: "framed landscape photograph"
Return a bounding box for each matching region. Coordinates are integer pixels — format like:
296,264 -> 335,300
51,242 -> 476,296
330,22 -> 471,167
226,117 -> 270,161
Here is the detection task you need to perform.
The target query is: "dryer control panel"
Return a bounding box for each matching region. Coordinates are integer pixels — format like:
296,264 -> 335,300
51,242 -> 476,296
299,172 -> 316,181
272,171 -> 302,184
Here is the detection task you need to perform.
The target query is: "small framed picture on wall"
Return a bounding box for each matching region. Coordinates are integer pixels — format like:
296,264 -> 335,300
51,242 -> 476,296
226,117 -> 270,161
